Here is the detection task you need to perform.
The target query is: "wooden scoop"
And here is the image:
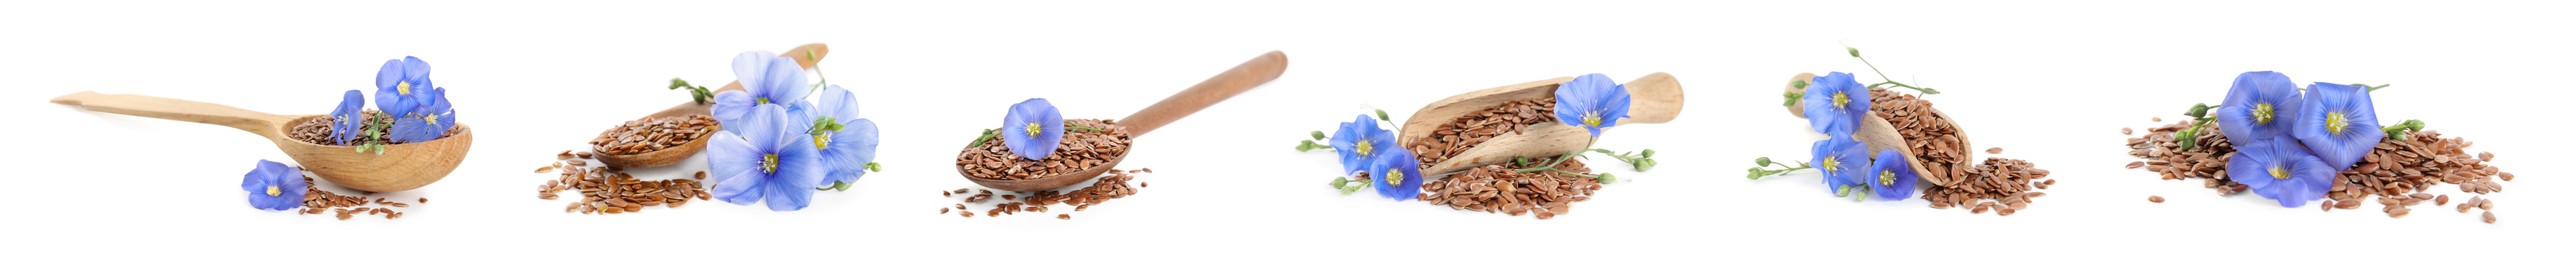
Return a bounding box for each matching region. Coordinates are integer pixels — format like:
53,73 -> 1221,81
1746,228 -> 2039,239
1780,72 -> 1970,185
1398,72 -> 1686,177
594,43 -> 830,168
959,51 -> 1289,191
51,92 -> 472,192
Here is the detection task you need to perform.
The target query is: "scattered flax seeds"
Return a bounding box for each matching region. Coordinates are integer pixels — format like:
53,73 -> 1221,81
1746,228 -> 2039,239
1922,158 -> 2054,216
535,151 -> 710,215
297,176 -> 418,221
2131,119 -> 2516,224
1420,158 -> 1598,220
942,168 -> 1149,219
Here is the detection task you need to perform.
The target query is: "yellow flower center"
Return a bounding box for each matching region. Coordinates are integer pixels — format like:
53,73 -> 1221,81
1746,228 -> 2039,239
1354,140 -> 1373,157
813,133 -> 831,150
762,154 -> 779,174
396,81 -> 412,95
265,185 -> 281,196
1582,111 -> 1602,127
1831,92 -> 1850,109
756,97 -> 770,104
1822,156 -> 1841,173
2325,112 -> 2347,134
424,114 -> 440,125
2251,102 -> 2275,124
1384,168 -> 1405,186
1878,169 -> 1897,186
2268,164 -> 2291,180
1024,123 -> 1043,137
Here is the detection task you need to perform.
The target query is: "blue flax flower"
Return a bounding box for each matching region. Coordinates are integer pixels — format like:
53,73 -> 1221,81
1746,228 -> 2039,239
1328,115 -> 1398,176
808,85 -> 881,187
1870,149 -> 1919,201
1813,135 -> 1870,196
2227,136 -> 2337,208
330,90 -> 365,145
2291,82 -> 2384,169
708,104 -> 825,211
1553,73 -> 1632,136
1002,98 -> 1066,160
240,160 -> 307,211
713,51 -> 813,126
390,87 -> 456,143
1801,72 -> 1871,136
373,56 -> 433,117
2215,71 -> 2301,146
1368,147 -> 1423,201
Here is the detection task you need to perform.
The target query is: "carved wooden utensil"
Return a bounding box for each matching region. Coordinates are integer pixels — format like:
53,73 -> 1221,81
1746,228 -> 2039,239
1398,72 -> 1686,177
52,92 -> 472,192
959,51 -> 1288,191
594,43 -> 829,168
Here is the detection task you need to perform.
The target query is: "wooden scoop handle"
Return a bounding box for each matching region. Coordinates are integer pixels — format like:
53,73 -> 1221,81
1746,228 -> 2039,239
648,43 -> 831,119
51,91 -> 296,140
1118,51 -> 1289,137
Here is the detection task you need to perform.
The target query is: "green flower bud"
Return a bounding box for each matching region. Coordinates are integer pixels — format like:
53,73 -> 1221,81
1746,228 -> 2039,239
1310,131 -> 1327,140
1597,173 -> 1618,184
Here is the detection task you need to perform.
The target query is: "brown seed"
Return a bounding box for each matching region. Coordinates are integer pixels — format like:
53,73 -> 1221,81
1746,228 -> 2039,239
2122,127 -> 2133,135
2322,200 -> 2335,212
2435,195 -> 2449,206
2478,199 -> 2494,210
940,208 -> 949,214
2482,211 -> 2496,224
418,197 -> 427,204
695,171 -> 708,180
2386,207 -> 2411,218
2148,196 -> 2164,203
1056,214 -> 1071,220
1986,147 -> 2003,154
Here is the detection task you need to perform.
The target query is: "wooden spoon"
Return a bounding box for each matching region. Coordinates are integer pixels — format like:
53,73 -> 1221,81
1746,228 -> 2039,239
1398,72 -> 1686,177
1780,72 -> 1970,185
958,51 -> 1289,191
51,92 -> 472,192
594,43 -> 830,168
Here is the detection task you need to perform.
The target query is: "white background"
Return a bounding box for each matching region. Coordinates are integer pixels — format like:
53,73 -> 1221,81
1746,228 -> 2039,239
3,0 -> 2548,258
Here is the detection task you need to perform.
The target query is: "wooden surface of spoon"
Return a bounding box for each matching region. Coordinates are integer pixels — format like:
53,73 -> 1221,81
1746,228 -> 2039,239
594,43 -> 829,168
960,51 -> 1289,191
1399,72 -> 1685,177
51,92 -> 472,192
1780,72 -> 1969,185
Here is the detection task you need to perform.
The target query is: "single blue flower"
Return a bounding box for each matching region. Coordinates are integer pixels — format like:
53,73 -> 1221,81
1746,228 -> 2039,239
713,51 -> 814,126
808,85 -> 881,187
1801,72 -> 1871,136
1368,147 -> 1423,201
389,87 -> 455,143
2291,82 -> 2384,169
2215,71 -> 2302,146
2226,136 -> 2338,208
329,89 -> 365,145
1328,114 -> 1398,176
1001,98 -> 1066,160
1870,149 -> 1919,201
373,56 -> 433,117
707,103 -> 825,211
1813,135 -> 1871,196
1553,73 -> 1633,136
239,160 -> 306,211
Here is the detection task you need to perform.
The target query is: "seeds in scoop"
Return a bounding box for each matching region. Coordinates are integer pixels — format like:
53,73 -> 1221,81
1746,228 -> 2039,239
589,115 -> 718,155
956,119 -> 1132,180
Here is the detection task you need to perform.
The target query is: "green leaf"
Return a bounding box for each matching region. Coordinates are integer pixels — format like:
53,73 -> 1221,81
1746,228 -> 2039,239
1791,79 -> 1808,89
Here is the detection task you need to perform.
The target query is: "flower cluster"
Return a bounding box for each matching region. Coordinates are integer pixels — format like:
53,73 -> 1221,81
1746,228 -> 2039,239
701,51 -> 883,211
1751,71 -> 1918,202
1301,73 -> 1656,201
2197,71 -> 2385,207
327,56 -> 462,153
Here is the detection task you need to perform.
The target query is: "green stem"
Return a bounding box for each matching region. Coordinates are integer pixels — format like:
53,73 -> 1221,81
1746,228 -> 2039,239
1852,51 -> 1939,94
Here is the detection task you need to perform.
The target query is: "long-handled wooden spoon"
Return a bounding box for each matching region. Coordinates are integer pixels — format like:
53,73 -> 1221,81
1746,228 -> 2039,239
51,93 -> 473,192
958,51 -> 1289,191
1398,72 -> 1685,177
594,43 -> 829,168
1780,72 -> 1969,185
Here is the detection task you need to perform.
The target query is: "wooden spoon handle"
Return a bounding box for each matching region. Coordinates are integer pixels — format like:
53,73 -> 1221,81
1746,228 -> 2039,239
51,91 -> 294,139
1118,51 -> 1289,137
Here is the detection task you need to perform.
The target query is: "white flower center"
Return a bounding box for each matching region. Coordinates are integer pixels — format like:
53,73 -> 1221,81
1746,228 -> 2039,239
2325,112 -> 2348,134
1024,123 -> 1043,137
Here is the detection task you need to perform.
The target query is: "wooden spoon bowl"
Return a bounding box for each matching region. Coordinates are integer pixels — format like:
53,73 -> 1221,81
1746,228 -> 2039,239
1780,72 -> 1971,185
593,43 -> 828,168
1398,72 -> 1687,177
52,92 -> 472,192
957,51 -> 1288,191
